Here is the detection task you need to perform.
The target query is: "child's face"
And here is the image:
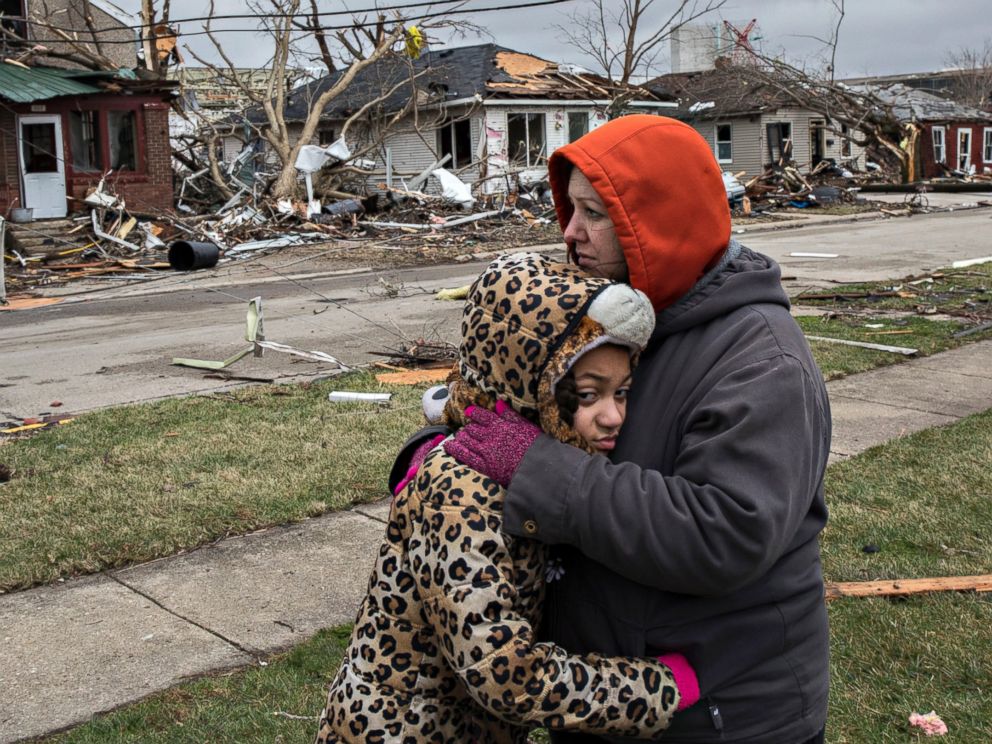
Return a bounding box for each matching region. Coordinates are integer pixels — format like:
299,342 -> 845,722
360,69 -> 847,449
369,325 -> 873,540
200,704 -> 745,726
570,344 -> 632,453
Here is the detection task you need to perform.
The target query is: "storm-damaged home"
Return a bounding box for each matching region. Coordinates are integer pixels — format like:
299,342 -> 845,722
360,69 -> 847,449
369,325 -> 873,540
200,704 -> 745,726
241,43 -> 676,198
0,0 -> 177,222
860,84 -> 992,180
648,62 -> 865,181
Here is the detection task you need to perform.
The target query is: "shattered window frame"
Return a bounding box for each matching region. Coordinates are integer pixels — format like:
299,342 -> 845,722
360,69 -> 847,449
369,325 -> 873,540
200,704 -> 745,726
507,112 -> 546,168
984,127 -> 992,163
437,118 -> 472,169
766,122 -> 792,164
932,126 -> 946,164
0,0 -> 26,38
840,123 -> 852,158
567,111 -> 589,143
957,128 -> 972,170
68,109 -> 101,172
714,122 -> 732,163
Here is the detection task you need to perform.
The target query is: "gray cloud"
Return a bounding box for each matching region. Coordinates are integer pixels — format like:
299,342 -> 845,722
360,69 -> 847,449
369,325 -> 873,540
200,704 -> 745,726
136,0 -> 990,78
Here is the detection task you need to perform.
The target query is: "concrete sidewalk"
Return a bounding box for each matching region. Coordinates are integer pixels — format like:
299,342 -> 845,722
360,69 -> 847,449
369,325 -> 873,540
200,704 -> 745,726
2,340 -> 991,743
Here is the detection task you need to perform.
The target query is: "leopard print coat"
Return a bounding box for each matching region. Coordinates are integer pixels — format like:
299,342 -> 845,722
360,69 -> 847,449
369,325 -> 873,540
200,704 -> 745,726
315,254 -> 676,743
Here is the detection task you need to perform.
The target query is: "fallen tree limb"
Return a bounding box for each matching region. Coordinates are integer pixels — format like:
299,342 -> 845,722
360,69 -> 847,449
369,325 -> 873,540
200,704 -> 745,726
825,574 -> 992,600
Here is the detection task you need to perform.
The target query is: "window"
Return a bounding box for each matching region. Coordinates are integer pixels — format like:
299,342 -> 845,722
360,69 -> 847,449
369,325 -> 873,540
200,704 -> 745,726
437,118 -> 472,169
507,113 -> 546,167
65,107 -> 143,175
108,110 -> 137,171
840,123 -> 852,158
957,128 -> 972,171
567,111 -> 588,143
715,123 -> 732,162
766,122 -> 792,164
318,126 -> 336,146
932,126 -> 946,164
984,128 -> 992,163
69,110 -> 100,171
0,0 -> 26,38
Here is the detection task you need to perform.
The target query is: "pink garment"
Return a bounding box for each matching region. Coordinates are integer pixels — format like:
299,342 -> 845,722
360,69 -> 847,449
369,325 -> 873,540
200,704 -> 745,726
909,711 -> 948,736
442,401 -> 542,487
657,653 -> 700,711
393,434 -> 447,496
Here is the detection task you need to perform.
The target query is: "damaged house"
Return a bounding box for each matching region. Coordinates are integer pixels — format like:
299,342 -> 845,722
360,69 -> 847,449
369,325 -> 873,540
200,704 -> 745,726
865,84 -> 992,179
240,43 -> 677,197
0,0 -> 176,220
649,63 -> 865,179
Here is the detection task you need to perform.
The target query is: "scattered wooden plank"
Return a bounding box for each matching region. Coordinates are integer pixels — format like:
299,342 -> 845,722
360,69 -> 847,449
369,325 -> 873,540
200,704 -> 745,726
825,575 -> 992,600
375,367 -> 451,385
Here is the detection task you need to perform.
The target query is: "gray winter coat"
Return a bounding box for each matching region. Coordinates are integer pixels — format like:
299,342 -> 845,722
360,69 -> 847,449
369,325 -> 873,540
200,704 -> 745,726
502,246 -> 831,743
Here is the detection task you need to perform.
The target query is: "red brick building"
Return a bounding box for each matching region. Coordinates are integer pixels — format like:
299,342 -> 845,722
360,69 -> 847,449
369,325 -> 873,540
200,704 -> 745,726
0,67 -> 175,218
871,84 -> 992,180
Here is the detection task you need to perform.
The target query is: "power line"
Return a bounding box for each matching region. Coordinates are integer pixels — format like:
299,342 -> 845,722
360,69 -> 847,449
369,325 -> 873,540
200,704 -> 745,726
4,0 -> 575,43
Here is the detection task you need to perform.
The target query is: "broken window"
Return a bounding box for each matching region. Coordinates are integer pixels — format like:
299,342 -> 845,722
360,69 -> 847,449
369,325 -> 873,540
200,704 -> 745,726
810,120 -> 825,165
766,122 -> 792,164
0,0 -> 26,37
507,113 -> 546,167
715,123 -> 732,162
984,128 -> 992,163
108,110 -> 137,171
957,128 -> 972,170
568,111 -> 588,143
69,110 -> 100,172
437,118 -> 472,169
840,124 -> 852,158
932,126 -> 946,164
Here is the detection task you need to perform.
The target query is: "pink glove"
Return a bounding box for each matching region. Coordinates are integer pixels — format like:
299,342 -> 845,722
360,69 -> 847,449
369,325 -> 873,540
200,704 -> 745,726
442,400 -> 542,486
657,653 -> 700,711
393,434 -> 447,495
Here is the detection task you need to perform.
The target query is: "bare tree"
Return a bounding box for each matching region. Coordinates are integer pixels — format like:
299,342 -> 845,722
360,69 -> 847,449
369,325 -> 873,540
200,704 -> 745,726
556,0 -> 727,85
715,1 -> 918,181
944,39 -> 992,111
185,0 -> 468,200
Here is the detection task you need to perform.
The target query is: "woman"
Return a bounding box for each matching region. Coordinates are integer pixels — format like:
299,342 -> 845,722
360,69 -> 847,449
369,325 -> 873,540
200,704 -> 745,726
445,116 -> 832,744
314,252 -> 699,743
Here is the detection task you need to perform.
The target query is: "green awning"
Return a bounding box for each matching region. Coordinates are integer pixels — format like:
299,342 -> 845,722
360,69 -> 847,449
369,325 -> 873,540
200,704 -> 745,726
0,64 -> 106,103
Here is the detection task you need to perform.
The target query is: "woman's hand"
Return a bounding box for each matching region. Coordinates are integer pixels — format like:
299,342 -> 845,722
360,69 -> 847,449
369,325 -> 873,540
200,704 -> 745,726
443,401 -> 542,486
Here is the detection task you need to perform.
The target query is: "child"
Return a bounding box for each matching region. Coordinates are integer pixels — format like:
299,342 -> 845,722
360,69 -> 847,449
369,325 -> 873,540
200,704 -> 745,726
315,253 -> 698,743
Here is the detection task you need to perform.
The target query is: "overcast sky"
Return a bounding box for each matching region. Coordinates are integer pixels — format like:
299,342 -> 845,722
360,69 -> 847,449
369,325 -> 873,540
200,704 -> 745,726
123,0 -> 990,78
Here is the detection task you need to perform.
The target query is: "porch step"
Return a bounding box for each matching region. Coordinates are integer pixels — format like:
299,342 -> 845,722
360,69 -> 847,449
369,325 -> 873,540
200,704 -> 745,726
4,219 -> 89,257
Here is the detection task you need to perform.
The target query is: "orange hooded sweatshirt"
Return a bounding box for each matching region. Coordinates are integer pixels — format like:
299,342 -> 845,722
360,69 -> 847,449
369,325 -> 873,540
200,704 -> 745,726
548,115 -> 731,312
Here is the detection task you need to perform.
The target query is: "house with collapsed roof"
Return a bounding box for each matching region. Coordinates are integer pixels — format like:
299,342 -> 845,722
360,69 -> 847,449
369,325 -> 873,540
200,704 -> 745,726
864,84 -> 992,179
648,64 -> 865,180
244,43 -> 677,195
0,0 -> 176,220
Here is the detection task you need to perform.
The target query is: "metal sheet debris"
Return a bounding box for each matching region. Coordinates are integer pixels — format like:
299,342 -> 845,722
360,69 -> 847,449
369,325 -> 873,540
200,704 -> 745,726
172,297 -> 350,372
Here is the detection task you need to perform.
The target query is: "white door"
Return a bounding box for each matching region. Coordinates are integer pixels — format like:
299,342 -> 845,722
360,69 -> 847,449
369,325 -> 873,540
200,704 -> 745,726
957,128 -> 972,172
17,114 -> 67,219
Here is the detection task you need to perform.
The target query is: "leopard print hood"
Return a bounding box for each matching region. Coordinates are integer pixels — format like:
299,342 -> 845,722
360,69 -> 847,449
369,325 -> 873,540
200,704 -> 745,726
449,252 -> 654,450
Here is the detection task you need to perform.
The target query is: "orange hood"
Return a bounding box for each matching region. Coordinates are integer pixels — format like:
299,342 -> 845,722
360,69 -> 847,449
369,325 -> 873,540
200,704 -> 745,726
548,115 -> 731,311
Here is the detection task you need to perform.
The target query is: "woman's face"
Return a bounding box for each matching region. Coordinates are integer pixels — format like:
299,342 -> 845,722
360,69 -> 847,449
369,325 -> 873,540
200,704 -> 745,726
570,344 -> 632,453
563,168 -> 629,282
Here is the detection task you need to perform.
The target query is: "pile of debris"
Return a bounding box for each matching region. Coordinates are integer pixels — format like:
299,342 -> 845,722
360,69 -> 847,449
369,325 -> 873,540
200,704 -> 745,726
738,159 -> 880,213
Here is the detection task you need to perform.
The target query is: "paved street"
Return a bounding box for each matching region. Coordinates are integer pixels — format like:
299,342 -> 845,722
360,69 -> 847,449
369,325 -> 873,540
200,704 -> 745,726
2,207 -> 991,420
